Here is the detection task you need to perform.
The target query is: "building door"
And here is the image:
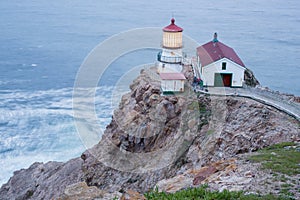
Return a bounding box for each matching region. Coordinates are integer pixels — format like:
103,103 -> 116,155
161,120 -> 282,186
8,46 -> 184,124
214,73 -> 223,87
222,74 -> 232,87
214,73 -> 232,87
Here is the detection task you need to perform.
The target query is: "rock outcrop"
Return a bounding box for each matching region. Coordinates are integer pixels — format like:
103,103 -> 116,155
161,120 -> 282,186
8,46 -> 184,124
0,158 -> 83,200
244,68 -> 260,87
0,67 -> 299,199
58,182 -> 122,200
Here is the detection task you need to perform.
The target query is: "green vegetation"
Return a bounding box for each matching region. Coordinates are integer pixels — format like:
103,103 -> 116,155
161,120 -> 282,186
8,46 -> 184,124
199,104 -> 207,113
248,142 -> 300,176
163,91 -> 175,95
248,142 -> 299,198
280,184 -> 294,198
145,142 -> 299,200
187,101 -> 199,110
145,185 -> 290,200
186,101 -> 207,114
24,190 -> 34,198
207,129 -> 214,135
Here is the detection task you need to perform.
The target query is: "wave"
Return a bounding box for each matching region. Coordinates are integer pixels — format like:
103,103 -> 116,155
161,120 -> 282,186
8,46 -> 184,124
0,86 -> 119,186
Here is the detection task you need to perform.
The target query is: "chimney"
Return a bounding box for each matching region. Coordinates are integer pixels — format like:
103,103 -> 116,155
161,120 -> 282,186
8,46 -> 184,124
213,32 -> 218,43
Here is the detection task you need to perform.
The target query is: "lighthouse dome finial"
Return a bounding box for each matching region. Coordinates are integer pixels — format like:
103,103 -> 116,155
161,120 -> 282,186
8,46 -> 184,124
171,18 -> 175,24
163,18 -> 183,32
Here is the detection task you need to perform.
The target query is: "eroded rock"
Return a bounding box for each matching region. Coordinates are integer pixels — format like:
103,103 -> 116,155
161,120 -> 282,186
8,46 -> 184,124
1,67 -> 299,199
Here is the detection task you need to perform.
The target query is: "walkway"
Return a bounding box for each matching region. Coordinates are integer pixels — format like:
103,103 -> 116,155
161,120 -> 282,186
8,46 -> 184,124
195,86 -> 300,121
142,64 -> 300,121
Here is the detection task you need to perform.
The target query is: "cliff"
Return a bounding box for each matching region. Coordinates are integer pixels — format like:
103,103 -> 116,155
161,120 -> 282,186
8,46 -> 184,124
0,67 -> 299,200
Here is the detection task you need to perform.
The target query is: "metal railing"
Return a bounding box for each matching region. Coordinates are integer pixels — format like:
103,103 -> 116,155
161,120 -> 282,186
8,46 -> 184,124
243,86 -> 300,120
158,55 -> 182,64
193,84 -> 300,121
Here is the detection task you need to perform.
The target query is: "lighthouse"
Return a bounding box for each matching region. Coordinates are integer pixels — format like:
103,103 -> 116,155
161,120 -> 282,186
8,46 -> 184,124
157,18 -> 183,73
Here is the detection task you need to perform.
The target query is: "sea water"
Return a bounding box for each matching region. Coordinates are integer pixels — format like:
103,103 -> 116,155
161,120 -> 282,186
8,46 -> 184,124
0,0 -> 299,185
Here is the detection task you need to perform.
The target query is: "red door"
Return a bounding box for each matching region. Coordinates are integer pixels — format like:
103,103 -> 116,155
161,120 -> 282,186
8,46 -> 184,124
222,74 -> 232,87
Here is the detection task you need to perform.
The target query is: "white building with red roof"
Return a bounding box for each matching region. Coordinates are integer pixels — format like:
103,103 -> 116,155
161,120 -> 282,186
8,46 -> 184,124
160,73 -> 186,92
196,33 -> 246,87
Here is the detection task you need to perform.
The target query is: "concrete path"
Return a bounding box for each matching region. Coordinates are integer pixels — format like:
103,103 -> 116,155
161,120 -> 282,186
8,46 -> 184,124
142,64 -> 300,121
196,86 -> 300,121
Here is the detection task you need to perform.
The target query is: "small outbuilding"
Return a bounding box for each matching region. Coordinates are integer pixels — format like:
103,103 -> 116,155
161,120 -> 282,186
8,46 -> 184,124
160,73 -> 186,93
197,33 -> 246,87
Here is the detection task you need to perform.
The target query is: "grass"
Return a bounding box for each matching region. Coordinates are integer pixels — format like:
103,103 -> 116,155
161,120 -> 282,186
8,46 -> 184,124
186,101 -> 207,114
187,101 -> 199,110
248,142 -> 299,198
248,142 -> 300,176
199,104 -> 207,113
145,142 -> 299,200
280,188 -> 294,197
145,185 -> 291,200
207,129 -> 214,135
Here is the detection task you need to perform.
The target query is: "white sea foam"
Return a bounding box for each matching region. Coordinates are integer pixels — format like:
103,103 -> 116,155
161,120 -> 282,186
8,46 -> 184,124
0,86 -> 113,185
0,0 -> 299,186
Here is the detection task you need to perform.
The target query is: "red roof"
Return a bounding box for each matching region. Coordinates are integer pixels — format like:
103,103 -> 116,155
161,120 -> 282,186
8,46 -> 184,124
197,40 -> 245,67
160,73 -> 186,80
163,18 -> 183,32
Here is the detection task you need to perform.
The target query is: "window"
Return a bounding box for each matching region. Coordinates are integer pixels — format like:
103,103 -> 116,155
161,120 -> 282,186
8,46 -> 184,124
222,62 -> 227,70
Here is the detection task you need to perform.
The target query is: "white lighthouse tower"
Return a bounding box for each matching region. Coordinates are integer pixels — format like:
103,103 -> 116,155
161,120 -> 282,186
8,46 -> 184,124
157,18 -> 183,73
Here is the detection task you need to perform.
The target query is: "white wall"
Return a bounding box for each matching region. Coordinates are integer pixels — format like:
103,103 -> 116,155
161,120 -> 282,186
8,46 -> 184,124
157,62 -> 182,73
161,48 -> 182,57
161,79 -> 185,92
201,58 -> 245,87
157,48 -> 183,73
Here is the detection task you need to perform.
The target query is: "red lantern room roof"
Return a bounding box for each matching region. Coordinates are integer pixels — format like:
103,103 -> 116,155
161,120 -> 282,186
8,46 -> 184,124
163,18 -> 183,32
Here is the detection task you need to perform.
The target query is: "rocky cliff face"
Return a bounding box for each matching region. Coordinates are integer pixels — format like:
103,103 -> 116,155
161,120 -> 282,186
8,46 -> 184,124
1,68 -> 299,200
0,159 -> 83,200
244,68 -> 260,87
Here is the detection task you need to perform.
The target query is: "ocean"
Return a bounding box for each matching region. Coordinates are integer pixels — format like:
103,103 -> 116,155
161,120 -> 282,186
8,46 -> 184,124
0,0 -> 299,185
